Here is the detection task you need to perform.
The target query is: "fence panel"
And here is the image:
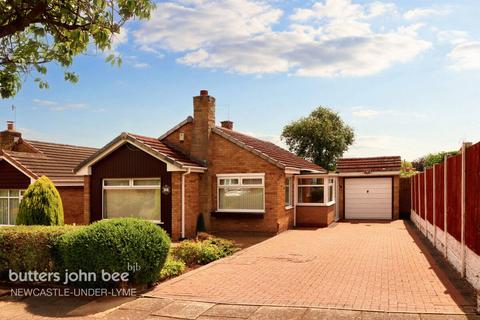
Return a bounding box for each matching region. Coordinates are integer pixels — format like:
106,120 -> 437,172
413,174 -> 417,213
400,177 -> 411,216
434,163 -> 445,230
465,142 -> 480,254
426,168 -> 434,223
446,154 -> 462,241
419,172 -> 425,219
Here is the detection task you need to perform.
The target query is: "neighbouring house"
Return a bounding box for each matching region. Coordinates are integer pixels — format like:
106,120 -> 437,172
74,90 -> 401,240
0,121 -> 98,225
336,156 -> 401,220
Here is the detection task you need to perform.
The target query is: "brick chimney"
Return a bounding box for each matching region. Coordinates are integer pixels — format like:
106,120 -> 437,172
220,120 -> 233,130
0,121 -> 22,151
191,90 -> 215,164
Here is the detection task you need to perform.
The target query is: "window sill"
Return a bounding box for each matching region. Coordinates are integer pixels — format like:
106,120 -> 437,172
211,211 -> 264,219
296,202 -> 335,207
285,205 -> 293,210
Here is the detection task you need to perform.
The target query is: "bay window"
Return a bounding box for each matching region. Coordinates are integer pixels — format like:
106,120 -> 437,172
297,177 -> 335,205
285,177 -> 292,207
103,178 -> 161,223
0,189 -> 24,225
217,174 -> 264,212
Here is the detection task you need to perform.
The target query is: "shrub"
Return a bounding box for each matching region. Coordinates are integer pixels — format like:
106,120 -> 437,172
159,256 -> 186,280
55,218 -> 170,287
172,235 -> 239,266
203,236 -> 239,257
16,176 -> 64,226
172,240 -> 202,266
0,226 -> 76,279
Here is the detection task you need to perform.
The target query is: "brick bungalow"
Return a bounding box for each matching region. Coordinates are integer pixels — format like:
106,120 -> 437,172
0,121 -> 97,225
74,90 -> 401,240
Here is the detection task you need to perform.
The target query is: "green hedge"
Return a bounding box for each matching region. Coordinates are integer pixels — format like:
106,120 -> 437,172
55,218 -> 170,287
16,176 -> 64,226
0,226 -> 76,279
159,256 -> 186,280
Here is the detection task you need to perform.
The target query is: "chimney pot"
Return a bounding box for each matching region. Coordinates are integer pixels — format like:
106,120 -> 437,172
6,121 -> 14,131
221,120 -> 234,130
200,90 -> 208,96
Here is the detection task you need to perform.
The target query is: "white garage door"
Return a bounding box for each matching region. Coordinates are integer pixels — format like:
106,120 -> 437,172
345,177 -> 392,219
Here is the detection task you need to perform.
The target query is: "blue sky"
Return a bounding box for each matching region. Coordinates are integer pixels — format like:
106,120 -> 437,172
1,0 -> 480,161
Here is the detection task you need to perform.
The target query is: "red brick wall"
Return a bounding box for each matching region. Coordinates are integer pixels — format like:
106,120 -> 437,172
171,172 -> 201,241
163,122 -> 193,157
208,133 -> 287,234
296,205 -> 335,227
57,186 -> 86,225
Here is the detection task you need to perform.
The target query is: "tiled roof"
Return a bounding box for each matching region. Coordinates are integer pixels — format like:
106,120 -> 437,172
213,127 -> 325,172
336,156 -> 401,173
128,133 -> 204,168
2,140 -> 97,184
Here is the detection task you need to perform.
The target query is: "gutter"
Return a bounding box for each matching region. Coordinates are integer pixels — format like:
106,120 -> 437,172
181,168 -> 191,239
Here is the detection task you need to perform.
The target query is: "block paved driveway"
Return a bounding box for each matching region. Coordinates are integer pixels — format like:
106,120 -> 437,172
149,220 -> 476,315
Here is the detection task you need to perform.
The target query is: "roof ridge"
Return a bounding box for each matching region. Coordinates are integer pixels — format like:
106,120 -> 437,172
26,139 -> 98,150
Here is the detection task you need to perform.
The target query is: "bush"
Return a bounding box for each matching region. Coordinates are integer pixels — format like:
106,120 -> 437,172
172,240 -> 202,267
0,226 -> 76,279
16,176 -> 64,226
159,256 -> 186,280
55,218 -> 170,287
172,235 -> 239,266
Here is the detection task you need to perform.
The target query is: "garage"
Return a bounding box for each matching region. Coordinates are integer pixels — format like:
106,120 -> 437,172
344,177 -> 392,219
336,156 -> 401,221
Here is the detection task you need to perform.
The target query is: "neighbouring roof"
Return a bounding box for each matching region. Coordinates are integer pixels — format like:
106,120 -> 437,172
213,127 -> 325,172
336,156 -> 402,173
1,140 -> 98,184
74,132 -> 205,173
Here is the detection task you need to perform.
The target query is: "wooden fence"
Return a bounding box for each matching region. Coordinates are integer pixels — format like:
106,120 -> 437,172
399,177 -> 411,218
411,141 -> 480,290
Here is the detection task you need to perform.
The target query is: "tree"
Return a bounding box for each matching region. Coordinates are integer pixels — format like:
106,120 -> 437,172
0,0 -> 155,98
282,107 -> 354,171
16,176 -> 64,225
412,151 -> 458,171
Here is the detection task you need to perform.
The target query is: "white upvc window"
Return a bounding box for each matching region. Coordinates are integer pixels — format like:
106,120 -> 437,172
285,177 -> 293,208
0,189 -> 24,225
297,177 -> 335,206
102,178 -> 162,223
217,173 -> 265,212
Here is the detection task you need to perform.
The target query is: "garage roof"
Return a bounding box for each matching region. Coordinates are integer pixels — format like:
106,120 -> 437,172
336,156 -> 401,173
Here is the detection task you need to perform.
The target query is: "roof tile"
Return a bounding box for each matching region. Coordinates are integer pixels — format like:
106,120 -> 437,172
336,156 -> 401,173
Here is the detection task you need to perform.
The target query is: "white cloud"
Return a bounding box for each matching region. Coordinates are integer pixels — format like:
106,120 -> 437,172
33,99 -> 87,112
345,135 -> 409,158
352,108 -> 380,118
448,41 -> 480,71
403,6 -> 451,20
133,0 -> 431,77
437,30 -> 470,45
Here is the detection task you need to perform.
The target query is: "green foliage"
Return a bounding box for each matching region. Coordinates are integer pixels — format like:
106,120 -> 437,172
281,107 -> 355,171
0,225 -> 77,279
0,0 -> 155,98
400,160 -> 417,177
172,240 -> 202,267
16,176 -> 64,226
196,213 -> 206,233
412,151 -> 458,171
159,256 -> 186,280
172,235 -> 239,267
55,218 -> 170,287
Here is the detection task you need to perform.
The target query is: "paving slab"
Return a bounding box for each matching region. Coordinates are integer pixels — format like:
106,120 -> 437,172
202,304 -> 259,318
151,300 -> 214,319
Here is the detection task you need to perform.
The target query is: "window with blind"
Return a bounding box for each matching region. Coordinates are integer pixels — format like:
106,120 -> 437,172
103,178 -> 161,223
217,174 -> 265,212
0,189 -> 24,225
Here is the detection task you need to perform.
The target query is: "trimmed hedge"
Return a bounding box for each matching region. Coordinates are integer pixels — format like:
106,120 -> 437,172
16,176 -> 64,226
55,218 -> 170,287
0,226 -> 76,279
